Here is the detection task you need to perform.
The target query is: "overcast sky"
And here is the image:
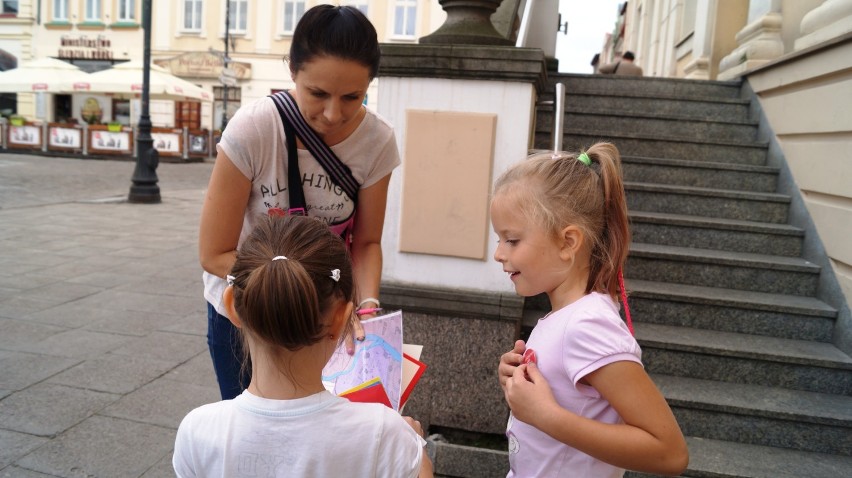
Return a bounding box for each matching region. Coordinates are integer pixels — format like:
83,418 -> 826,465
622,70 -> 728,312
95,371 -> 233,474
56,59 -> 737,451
555,0 -> 624,73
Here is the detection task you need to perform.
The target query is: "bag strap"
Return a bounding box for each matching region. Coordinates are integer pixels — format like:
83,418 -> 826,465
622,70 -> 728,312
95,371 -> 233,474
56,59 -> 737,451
269,91 -> 360,202
613,61 -> 621,74
282,110 -> 307,215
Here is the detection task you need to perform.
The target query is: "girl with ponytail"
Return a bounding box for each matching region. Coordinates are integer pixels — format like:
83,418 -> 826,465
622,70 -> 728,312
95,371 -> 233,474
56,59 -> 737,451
493,143 -> 688,477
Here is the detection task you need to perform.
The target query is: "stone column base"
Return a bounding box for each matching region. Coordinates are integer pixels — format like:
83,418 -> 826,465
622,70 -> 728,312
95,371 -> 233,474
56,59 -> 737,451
718,12 -> 784,80
795,0 -> 852,51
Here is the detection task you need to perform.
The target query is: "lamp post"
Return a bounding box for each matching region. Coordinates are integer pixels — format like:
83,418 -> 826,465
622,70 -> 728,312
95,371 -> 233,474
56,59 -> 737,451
128,0 -> 160,203
221,0 -> 231,131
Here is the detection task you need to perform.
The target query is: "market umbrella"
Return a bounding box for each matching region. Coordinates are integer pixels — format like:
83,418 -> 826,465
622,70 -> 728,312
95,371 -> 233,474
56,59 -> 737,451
0,57 -> 89,93
68,60 -> 213,102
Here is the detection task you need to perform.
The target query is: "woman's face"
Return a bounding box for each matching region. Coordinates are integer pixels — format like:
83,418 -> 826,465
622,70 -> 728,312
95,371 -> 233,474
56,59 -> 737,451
291,56 -> 371,145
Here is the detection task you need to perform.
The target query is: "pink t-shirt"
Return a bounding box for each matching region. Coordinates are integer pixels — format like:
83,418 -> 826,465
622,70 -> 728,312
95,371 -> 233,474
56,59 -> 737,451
506,292 -> 642,478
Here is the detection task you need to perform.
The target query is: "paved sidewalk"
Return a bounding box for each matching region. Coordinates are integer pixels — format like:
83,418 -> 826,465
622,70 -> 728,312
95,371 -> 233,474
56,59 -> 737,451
0,153 -> 219,477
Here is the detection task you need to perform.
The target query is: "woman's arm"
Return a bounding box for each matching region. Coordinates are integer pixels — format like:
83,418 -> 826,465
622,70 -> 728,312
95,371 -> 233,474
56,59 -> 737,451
342,173 -> 391,349
506,361 -> 688,476
350,172 -> 392,304
198,150 -> 251,278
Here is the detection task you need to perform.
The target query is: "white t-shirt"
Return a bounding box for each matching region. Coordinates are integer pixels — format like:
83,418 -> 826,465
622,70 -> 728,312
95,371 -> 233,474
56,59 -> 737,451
506,292 -> 643,478
174,390 -> 425,478
203,96 -> 401,315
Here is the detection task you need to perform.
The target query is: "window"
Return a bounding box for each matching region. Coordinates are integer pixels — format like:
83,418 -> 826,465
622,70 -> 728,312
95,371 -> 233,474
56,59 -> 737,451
183,0 -> 202,31
175,101 -> 201,129
679,0 -> 697,41
118,0 -> 135,22
282,0 -> 305,34
112,99 -> 131,125
393,0 -> 416,38
214,85 -> 241,129
85,0 -> 101,21
1,0 -> 18,15
228,0 -> 248,33
344,1 -> 368,16
53,0 -> 69,21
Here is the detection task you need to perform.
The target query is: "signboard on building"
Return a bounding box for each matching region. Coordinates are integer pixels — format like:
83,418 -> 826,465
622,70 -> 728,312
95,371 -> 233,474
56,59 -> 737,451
58,35 -> 114,61
154,52 -> 251,80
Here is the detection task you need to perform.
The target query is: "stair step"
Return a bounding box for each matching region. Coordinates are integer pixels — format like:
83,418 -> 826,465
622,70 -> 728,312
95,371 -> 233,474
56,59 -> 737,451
550,73 -> 743,99
678,436 -> 852,478
630,211 -> 803,256
537,109 -> 759,143
627,243 -> 820,296
638,324 -> 852,395
625,182 -> 790,223
626,279 -> 836,342
650,375 -> 852,456
556,129 -> 768,165
560,94 -> 752,124
622,156 -> 779,193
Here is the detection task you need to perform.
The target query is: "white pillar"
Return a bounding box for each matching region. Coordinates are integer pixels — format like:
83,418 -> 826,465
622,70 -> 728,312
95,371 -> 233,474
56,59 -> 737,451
684,0 -> 717,79
795,0 -> 852,51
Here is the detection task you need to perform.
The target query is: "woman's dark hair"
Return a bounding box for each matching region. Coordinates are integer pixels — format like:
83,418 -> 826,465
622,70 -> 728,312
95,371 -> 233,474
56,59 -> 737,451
288,4 -> 381,79
228,215 -> 355,351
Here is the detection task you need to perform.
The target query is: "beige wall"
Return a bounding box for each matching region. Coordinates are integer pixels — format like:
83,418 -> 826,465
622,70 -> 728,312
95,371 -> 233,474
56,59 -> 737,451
747,39 -> 852,305
708,0 -> 748,80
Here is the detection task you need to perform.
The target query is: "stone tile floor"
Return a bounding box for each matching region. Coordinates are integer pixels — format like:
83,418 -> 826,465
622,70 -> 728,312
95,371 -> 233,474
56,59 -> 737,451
0,152 -> 219,477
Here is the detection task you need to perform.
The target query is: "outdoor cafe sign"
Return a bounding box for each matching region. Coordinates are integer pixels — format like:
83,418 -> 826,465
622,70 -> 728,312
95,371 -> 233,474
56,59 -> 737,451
154,52 -> 251,80
58,35 -> 114,60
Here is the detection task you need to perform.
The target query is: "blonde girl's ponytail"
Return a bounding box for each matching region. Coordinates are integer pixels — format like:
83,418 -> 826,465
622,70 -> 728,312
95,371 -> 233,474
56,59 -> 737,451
584,143 -> 631,300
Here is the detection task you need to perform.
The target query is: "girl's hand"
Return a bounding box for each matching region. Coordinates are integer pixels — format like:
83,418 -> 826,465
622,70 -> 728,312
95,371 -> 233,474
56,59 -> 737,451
344,315 -> 368,355
402,416 -> 425,438
505,361 -> 557,427
499,340 -> 526,392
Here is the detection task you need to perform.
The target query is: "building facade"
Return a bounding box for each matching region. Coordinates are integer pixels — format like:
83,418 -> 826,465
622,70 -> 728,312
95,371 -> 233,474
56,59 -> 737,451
3,1 -> 440,127
150,0 -> 444,130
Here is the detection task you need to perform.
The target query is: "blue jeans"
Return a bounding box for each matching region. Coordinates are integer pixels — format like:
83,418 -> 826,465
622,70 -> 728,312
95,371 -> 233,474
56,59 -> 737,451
207,302 -> 250,400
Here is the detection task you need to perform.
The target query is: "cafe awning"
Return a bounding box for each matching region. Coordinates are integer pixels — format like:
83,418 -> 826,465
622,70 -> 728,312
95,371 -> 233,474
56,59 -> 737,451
0,57 -> 89,93
68,60 -> 213,102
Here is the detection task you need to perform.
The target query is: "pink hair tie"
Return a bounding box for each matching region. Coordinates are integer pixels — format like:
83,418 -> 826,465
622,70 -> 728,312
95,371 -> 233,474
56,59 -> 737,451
618,269 -> 634,335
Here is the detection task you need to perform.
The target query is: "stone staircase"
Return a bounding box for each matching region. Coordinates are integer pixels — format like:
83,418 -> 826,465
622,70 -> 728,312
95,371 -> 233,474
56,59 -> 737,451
534,73 -> 852,477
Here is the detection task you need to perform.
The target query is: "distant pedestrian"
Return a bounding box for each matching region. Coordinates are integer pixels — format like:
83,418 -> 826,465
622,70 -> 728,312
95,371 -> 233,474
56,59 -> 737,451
493,144 -> 688,477
598,51 -> 644,76
175,215 -> 433,478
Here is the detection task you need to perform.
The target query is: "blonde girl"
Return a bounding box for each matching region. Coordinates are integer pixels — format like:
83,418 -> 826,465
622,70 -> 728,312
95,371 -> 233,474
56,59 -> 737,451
494,144 -> 688,477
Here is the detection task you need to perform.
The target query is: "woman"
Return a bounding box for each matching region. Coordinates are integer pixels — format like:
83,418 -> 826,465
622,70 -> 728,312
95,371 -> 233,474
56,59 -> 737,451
199,4 -> 398,400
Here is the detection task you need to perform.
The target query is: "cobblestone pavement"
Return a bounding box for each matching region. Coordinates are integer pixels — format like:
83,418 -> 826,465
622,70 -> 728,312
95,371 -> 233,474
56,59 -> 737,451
0,152 -> 219,477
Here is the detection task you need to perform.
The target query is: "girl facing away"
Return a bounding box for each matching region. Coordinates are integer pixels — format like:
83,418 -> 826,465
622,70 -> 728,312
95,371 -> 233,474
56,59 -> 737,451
493,144 -> 689,477
175,215 -> 433,478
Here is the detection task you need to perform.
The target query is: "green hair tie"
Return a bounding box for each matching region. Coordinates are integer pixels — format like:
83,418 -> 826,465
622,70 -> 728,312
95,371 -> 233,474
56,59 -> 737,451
577,152 -> 592,166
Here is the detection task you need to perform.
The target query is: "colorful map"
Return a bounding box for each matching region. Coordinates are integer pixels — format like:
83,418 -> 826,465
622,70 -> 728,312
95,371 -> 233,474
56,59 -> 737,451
322,310 -> 404,410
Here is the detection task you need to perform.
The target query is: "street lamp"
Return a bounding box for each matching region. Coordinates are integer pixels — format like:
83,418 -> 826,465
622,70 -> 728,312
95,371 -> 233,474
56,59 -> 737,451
221,0 -> 231,131
128,0 -> 161,204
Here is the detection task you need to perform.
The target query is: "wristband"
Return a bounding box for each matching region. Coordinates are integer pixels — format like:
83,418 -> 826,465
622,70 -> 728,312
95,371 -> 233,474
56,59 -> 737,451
356,307 -> 383,316
357,297 -> 380,309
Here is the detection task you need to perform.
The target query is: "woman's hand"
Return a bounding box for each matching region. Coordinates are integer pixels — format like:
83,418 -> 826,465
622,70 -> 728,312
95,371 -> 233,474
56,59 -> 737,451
499,340 -> 526,392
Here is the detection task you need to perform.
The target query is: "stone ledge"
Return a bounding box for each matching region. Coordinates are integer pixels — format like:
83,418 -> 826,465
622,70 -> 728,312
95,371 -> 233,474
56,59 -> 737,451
380,282 -> 524,322
433,441 -> 508,478
378,43 -> 548,94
